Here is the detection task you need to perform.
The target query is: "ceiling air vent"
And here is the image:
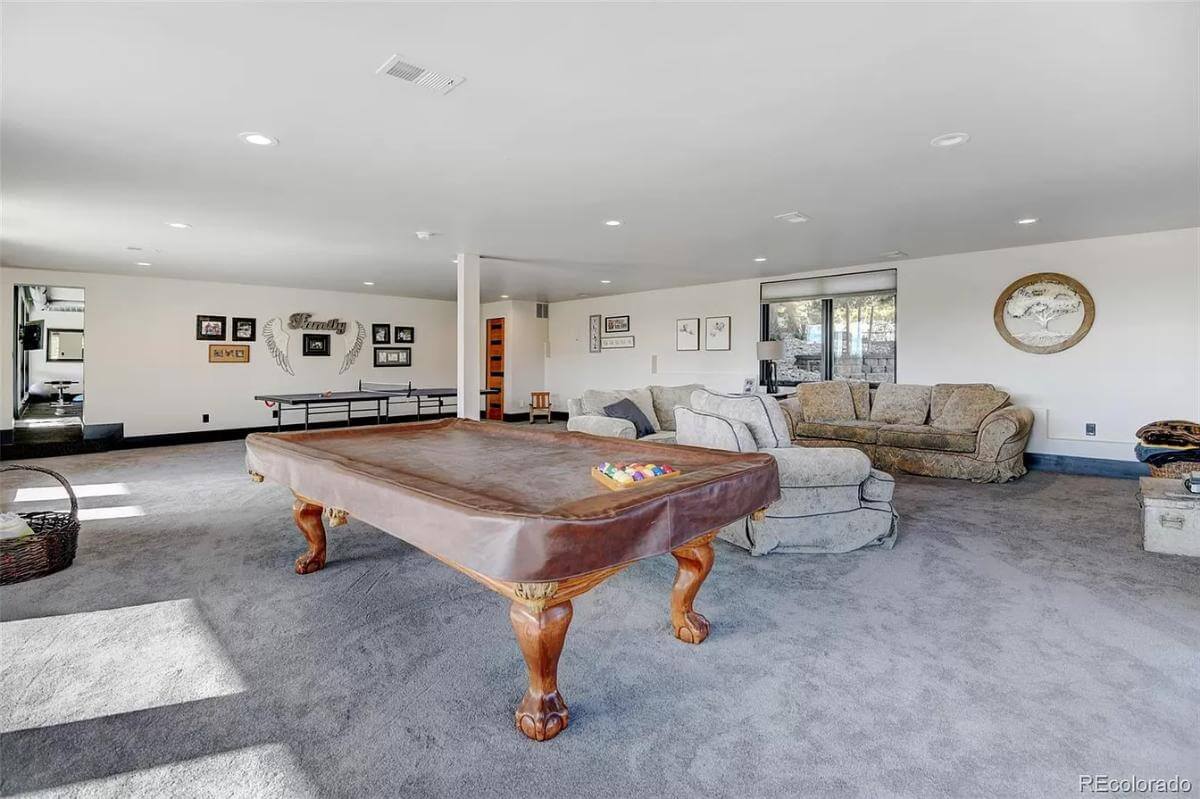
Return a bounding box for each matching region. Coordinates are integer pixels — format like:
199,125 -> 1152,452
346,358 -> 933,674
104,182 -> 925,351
376,54 -> 464,95
536,303 -> 549,319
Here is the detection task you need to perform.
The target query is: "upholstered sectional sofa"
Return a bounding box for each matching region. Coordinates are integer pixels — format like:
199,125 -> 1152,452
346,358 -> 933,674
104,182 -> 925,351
778,381 -> 1034,483
567,385 -> 899,555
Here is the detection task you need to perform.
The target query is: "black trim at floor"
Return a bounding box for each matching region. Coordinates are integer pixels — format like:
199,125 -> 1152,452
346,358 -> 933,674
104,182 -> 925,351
1025,452 -> 1149,479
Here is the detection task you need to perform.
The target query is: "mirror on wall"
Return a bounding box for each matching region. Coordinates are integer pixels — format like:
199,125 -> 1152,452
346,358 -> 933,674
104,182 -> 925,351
47,329 -> 84,361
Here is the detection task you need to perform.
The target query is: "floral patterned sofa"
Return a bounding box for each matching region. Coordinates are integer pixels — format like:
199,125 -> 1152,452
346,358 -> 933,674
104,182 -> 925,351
777,382 -> 1034,483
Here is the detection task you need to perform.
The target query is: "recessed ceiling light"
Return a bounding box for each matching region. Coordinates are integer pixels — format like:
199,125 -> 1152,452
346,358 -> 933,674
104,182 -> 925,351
753,257 -> 767,262
500,294 -> 510,299
600,279 -> 612,284
774,211 -> 810,224
238,132 -> 278,147
930,132 -> 970,148
604,220 -> 622,227
881,250 -> 908,259
166,221 -> 191,229
415,231 -> 436,240
134,261 -> 152,267
362,281 -> 375,286
1015,217 -> 1039,225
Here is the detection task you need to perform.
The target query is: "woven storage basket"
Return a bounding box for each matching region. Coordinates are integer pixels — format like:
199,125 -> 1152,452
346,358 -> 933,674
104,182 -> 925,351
1148,460 -> 1200,479
1,464 -> 80,585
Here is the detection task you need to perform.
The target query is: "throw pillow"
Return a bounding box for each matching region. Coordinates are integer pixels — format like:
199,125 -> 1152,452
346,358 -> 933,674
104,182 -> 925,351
582,387 -> 660,432
603,398 -> 656,438
934,387 -> 1010,432
869,384 -> 931,425
797,382 -> 856,422
690,389 -> 792,449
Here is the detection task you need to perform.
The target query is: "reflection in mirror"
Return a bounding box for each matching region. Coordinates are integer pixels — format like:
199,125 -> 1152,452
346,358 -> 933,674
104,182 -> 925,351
48,329 -> 84,361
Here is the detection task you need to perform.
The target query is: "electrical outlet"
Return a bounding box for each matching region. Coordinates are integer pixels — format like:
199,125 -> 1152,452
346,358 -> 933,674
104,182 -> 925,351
1085,422 -> 1096,436
202,413 -> 210,423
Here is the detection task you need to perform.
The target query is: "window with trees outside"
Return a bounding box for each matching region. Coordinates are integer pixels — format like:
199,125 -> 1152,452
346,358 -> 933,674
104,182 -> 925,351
760,270 -> 896,387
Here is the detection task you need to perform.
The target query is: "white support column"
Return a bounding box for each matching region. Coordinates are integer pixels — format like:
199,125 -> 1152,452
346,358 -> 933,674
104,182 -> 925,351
456,253 -> 482,419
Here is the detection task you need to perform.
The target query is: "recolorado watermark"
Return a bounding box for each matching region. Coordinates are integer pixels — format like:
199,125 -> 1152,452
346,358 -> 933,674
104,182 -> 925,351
1080,775 -> 1192,793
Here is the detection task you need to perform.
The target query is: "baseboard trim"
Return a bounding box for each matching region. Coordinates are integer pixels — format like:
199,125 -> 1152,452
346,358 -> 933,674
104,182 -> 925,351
1025,452 -> 1149,479
551,410 -> 569,422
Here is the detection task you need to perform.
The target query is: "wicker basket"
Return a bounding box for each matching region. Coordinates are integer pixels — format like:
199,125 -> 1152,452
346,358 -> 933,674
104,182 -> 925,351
1148,460 -> 1200,479
1,464 -> 80,585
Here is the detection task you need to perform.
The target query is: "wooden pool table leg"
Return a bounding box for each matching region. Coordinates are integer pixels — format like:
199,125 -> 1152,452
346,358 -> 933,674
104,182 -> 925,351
510,599 -> 572,742
291,496 -> 327,574
670,531 -> 717,644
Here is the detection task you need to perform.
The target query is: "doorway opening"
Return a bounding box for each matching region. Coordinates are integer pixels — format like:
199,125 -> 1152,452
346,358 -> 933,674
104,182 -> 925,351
13,285 -> 85,445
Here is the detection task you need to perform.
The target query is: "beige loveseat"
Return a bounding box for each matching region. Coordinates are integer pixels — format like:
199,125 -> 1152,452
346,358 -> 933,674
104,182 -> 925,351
778,382 -> 1034,483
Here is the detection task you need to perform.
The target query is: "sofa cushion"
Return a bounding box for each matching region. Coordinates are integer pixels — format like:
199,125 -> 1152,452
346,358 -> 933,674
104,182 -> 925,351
674,407 -> 758,453
640,430 -> 677,444
792,419 -> 881,445
930,383 -> 993,419
847,381 -> 871,420
869,384 -> 931,425
691,390 -> 792,449
650,384 -> 704,431
933,386 -> 1011,432
603,398 -> 656,438
877,423 -> 976,453
797,382 -> 856,422
582,387 -> 660,431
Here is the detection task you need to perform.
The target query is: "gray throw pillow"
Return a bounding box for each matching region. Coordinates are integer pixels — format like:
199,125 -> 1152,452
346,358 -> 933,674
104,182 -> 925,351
604,398 -> 655,438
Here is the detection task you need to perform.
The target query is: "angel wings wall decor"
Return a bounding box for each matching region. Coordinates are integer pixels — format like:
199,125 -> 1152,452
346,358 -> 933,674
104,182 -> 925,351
262,317 -> 366,376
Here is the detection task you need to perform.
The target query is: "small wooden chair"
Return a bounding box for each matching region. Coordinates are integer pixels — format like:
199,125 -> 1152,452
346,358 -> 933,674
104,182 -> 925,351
529,391 -> 552,424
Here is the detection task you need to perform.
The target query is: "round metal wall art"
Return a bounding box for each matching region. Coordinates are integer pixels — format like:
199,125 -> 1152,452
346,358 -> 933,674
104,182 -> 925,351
993,272 -> 1095,354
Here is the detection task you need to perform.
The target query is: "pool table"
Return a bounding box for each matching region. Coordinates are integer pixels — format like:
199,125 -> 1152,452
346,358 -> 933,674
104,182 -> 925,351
245,418 -> 779,741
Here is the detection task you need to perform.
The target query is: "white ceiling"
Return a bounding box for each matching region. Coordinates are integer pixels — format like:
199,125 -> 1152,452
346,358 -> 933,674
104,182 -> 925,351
3,2 -> 1197,302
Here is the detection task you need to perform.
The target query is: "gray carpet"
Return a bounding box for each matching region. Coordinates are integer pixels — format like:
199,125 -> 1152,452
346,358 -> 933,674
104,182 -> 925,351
1,439 -> 1197,798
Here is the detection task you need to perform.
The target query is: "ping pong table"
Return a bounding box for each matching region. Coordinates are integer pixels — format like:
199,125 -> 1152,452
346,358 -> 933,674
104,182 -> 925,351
255,381 -> 500,431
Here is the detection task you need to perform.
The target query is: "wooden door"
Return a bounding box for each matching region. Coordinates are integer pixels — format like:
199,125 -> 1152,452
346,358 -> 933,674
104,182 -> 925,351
486,317 -> 505,421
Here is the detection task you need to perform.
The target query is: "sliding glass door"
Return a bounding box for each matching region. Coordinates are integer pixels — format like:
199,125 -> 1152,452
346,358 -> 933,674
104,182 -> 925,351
831,293 -> 895,383
761,272 -> 896,387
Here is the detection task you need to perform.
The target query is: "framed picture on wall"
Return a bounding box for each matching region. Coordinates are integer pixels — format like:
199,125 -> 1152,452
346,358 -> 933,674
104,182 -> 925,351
232,317 -> 256,342
393,325 -> 415,343
605,315 -> 630,333
208,344 -> 250,363
676,318 -> 700,351
374,346 -> 411,367
588,314 -> 602,353
600,335 -> 635,350
195,315 -> 226,341
372,324 -> 390,344
303,333 -> 331,356
705,316 -> 731,351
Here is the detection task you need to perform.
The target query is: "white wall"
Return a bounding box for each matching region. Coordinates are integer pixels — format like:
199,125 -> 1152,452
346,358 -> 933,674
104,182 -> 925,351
2,268 -> 457,437
547,228 -> 1200,461
27,307 -> 85,390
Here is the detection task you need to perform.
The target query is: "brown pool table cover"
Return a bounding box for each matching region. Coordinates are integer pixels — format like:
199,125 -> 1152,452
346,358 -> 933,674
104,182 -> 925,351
245,418 -> 780,581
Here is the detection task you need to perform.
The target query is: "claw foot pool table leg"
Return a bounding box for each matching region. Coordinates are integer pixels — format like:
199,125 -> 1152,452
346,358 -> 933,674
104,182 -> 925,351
291,495 -> 327,574
509,599 -> 572,741
670,531 -> 716,644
